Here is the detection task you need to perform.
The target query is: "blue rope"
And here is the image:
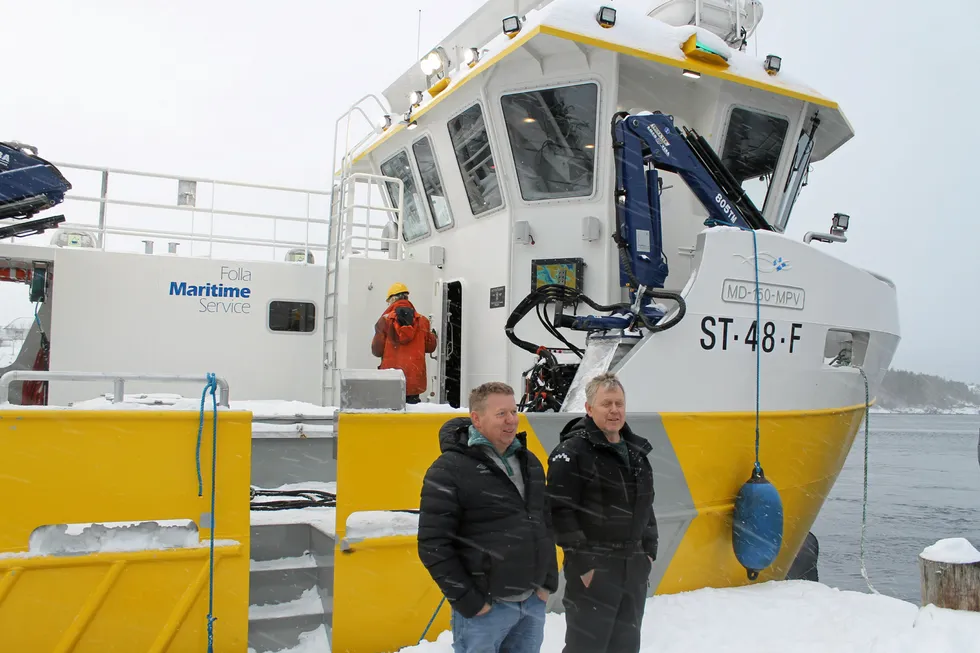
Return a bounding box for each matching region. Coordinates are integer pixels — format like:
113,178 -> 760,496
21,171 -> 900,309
751,230 -> 762,473
419,595 -> 446,643
194,373 -> 219,652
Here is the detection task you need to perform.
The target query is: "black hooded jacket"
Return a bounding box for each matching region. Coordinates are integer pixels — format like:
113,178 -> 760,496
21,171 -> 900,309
546,415 -> 658,568
417,417 -> 559,618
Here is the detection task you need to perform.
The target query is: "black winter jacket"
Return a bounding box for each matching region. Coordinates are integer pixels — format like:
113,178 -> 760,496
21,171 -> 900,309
546,416 -> 658,568
417,417 -> 559,618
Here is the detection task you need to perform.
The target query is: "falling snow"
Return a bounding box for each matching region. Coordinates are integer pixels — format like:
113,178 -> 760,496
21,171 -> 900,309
395,580 -> 980,653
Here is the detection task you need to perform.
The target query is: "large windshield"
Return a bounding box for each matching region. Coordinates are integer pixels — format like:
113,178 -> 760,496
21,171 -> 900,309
720,107 -> 789,215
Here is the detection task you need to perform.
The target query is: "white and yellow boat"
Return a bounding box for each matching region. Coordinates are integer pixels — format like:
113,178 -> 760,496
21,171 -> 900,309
0,0 -> 899,651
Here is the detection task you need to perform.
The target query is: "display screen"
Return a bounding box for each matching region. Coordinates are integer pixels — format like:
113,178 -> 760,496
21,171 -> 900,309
531,258 -> 584,292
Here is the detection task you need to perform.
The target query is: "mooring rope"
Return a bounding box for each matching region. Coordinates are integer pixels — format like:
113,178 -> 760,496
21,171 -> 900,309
194,373 -> 220,651
857,367 -> 879,595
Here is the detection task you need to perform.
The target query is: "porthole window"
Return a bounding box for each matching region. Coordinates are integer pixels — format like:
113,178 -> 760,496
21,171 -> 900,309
269,300 -> 316,333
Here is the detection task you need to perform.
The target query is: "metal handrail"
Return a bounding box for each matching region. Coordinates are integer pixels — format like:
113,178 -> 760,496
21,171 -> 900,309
64,194 -> 330,226
42,162 -> 333,260
54,161 -> 331,196
0,371 -> 231,407
57,221 -> 329,252
340,172 -> 403,259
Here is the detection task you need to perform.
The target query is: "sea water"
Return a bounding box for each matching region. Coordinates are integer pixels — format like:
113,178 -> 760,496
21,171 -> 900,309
812,413 -> 980,604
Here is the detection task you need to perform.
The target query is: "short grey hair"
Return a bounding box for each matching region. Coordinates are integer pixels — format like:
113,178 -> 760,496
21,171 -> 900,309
585,372 -> 625,405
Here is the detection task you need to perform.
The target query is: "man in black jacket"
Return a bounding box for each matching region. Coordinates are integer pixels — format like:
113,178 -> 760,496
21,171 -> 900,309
418,381 -> 558,653
546,372 -> 657,653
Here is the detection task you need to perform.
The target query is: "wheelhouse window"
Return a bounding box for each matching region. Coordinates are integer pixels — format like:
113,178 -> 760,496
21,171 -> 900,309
380,150 -> 431,242
447,103 -> 503,216
411,136 -> 454,229
720,107 -> 790,213
269,300 -> 316,333
500,82 -> 599,201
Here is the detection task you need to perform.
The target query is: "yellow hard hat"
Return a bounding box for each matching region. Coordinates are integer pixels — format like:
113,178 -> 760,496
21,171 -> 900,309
386,282 -> 409,300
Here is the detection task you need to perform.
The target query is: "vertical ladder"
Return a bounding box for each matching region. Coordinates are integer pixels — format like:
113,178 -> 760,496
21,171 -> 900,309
320,95 -> 406,407
321,183 -> 345,406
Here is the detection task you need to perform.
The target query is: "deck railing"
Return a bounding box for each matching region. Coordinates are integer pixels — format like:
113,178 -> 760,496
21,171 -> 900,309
25,162 -> 334,264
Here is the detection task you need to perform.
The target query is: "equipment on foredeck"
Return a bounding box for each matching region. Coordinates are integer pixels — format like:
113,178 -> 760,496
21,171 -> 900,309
508,111 -> 768,410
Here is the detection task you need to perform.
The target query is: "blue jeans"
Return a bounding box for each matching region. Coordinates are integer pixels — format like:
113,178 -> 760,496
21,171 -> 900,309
451,594 -> 546,653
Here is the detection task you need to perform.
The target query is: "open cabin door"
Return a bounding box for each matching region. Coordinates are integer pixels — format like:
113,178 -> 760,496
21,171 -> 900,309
437,280 -> 462,408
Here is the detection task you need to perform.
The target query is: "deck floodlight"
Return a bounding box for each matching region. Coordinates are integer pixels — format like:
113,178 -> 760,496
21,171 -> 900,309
462,47 -> 481,67
406,120 -> 418,131
764,54 -> 781,75
177,179 -> 197,207
596,6 -> 616,28
51,230 -> 96,248
502,15 -> 521,37
286,248 -> 314,263
832,212 -> 849,232
682,69 -> 701,79
409,90 -> 423,107
378,114 -> 392,131
420,47 -> 449,77
804,212 -> 851,244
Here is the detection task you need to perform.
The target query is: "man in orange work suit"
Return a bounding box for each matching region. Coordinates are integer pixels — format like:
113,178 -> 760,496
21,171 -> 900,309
371,283 -> 438,404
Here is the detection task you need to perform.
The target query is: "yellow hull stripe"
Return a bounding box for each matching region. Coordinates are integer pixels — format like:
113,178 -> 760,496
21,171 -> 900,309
332,403 -> 866,652
657,402 -> 865,593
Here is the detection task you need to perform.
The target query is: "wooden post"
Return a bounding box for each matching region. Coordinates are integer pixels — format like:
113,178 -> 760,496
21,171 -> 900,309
919,538 -> 980,612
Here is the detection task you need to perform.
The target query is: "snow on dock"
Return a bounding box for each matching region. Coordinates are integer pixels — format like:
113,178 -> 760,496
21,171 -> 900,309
397,580 -> 980,653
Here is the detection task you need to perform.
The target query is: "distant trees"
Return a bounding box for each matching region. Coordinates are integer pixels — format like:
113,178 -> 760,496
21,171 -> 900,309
879,369 -> 980,411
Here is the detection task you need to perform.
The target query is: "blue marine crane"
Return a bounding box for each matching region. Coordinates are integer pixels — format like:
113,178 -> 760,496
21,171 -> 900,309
507,110 -> 773,409
609,110 -> 770,293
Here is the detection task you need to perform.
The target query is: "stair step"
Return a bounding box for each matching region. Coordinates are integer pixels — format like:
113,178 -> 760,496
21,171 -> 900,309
247,615 -> 331,653
250,566 -> 321,607
250,523 -> 319,562
250,552 -> 317,572
248,587 -> 332,653
247,624 -> 331,653
249,586 -> 325,621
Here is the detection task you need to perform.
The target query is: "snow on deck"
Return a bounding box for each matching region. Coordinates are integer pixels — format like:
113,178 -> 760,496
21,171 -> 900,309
3,393 -> 468,416
396,580 -> 980,653
345,511 -> 420,541
921,538 -> 980,564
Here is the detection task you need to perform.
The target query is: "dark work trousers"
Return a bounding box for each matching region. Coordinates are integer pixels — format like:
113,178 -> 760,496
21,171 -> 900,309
561,551 -> 651,653
406,394 -> 421,404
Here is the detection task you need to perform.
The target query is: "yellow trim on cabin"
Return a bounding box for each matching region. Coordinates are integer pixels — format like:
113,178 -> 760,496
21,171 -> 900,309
537,25 -> 839,109
346,22 -> 839,171
348,26 -> 543,167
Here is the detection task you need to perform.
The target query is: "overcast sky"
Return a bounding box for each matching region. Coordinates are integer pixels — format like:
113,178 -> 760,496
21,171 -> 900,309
4,0 -> 978,383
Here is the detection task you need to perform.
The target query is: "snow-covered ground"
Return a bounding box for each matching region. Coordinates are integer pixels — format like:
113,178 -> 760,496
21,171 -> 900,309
395,581 -> 980,653
872,405 -> 980,416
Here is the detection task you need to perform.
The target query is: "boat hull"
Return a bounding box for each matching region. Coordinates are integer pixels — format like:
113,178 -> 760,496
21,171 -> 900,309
332,402 -> 866,651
